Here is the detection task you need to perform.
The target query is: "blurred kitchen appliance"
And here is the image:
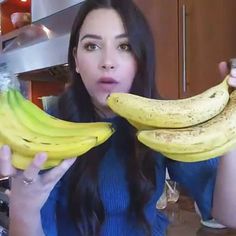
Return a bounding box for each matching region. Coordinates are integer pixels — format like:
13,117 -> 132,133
31,0 -> 83,22
11,12 -> 31,29
0,0 -> 84,81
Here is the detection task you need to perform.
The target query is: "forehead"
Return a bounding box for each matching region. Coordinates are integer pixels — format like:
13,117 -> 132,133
79,8 -> 126,37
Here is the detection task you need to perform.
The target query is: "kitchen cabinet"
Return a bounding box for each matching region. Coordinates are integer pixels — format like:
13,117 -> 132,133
30,80 -> 65,109
135,0 -> 236,99
17,79 -> 65,109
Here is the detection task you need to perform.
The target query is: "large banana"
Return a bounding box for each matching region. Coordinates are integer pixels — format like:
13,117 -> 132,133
0,91 -> 99,158
127,119 -> 154,130
0,73 -> 114,169
0,139 -> 62,170
137,90 -> 236,162
0,89 -> 115,169
10,90 -> 114,145
0,143 -> 62,170
11,152 -> 62,170
0,123 -> 97,159
1,92 -> 94,143
162,133 -> 236,162
107,77 -> 229,128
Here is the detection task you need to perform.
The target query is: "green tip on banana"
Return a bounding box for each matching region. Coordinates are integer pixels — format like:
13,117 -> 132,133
0,89 -> 115,170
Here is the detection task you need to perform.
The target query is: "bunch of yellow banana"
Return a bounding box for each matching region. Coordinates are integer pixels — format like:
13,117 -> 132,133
137,90 -> 236,162
0,89 -> 114,170
107,77 -> 229,128
107,77 -> 234,162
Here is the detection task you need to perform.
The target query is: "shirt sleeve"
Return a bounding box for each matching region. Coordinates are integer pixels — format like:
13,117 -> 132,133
166,157 -> 219,220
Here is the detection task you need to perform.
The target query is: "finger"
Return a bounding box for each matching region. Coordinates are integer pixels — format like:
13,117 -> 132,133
0,145 -> 17,176
227,76 -> 236,87
42,158 -> 76,184
218,61 -> 229,78
23,152 -> 48,181
230,68 -> 236,78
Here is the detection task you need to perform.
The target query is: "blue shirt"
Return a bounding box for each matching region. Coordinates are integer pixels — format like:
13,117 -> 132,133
41,115 -> 219,236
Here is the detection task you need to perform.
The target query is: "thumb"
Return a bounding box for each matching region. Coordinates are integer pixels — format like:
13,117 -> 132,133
227,68 -> 236,87
0,145 -> 17,176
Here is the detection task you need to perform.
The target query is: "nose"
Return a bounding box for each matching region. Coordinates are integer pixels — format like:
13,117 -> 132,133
102,64 -> 115,70
99,50 -> 117,71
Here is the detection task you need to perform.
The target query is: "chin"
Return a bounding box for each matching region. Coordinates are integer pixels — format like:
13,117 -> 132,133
100,100 -> 109,108
92,92 -> 112,109
100,93 -> 111,106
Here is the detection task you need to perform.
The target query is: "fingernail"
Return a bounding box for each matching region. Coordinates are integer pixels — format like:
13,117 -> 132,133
35,152 -> 47,164
62,158 -> 76,168
228,77 -> 236,87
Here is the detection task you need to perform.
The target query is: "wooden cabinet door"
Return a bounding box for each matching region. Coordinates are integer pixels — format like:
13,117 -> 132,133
135,0 -> 236,99
134,0 -> 179,99
179,0 -> 236,98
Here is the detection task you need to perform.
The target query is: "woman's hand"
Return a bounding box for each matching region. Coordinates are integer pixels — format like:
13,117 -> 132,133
212,60 -> 236,228
0,145 -> 76,211
0,145 -> 76,236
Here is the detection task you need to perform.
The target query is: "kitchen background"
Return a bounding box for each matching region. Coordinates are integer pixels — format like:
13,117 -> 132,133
0,0 -> 236,235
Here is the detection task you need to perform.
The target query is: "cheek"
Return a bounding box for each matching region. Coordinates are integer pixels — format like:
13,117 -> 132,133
77,56 -> 97,87
120,59 -> 137,91
124,55 -> 137,77
128,61 -> 137,80
77,54 -> 94,74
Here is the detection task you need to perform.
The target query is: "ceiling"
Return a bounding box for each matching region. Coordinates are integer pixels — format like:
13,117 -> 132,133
4,0 -> 31,8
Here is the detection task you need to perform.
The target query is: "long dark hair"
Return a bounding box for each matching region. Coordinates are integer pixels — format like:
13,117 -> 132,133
58,0 -> 157,235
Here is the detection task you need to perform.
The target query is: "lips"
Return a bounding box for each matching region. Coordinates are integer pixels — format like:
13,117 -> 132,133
97,77 -> 118,91
98,77 -> 118,84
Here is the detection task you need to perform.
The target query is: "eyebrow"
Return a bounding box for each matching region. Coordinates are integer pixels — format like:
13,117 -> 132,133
80,33 -> 128,41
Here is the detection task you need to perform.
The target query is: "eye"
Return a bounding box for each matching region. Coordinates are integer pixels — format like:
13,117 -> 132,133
119,43 -> 131,51
84,43 -> 99,51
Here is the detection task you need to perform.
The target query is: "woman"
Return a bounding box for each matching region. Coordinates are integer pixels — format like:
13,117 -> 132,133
0,0 -> 233,235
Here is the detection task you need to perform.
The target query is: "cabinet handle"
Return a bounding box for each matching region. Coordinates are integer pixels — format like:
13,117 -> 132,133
182,4 -> 187,93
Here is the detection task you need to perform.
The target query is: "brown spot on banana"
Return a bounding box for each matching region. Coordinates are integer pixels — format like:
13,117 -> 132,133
137,90 -> 236,155
107,76 -> 230,128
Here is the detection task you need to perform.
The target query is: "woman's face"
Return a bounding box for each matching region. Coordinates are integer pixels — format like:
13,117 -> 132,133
74,9 -> 137,117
